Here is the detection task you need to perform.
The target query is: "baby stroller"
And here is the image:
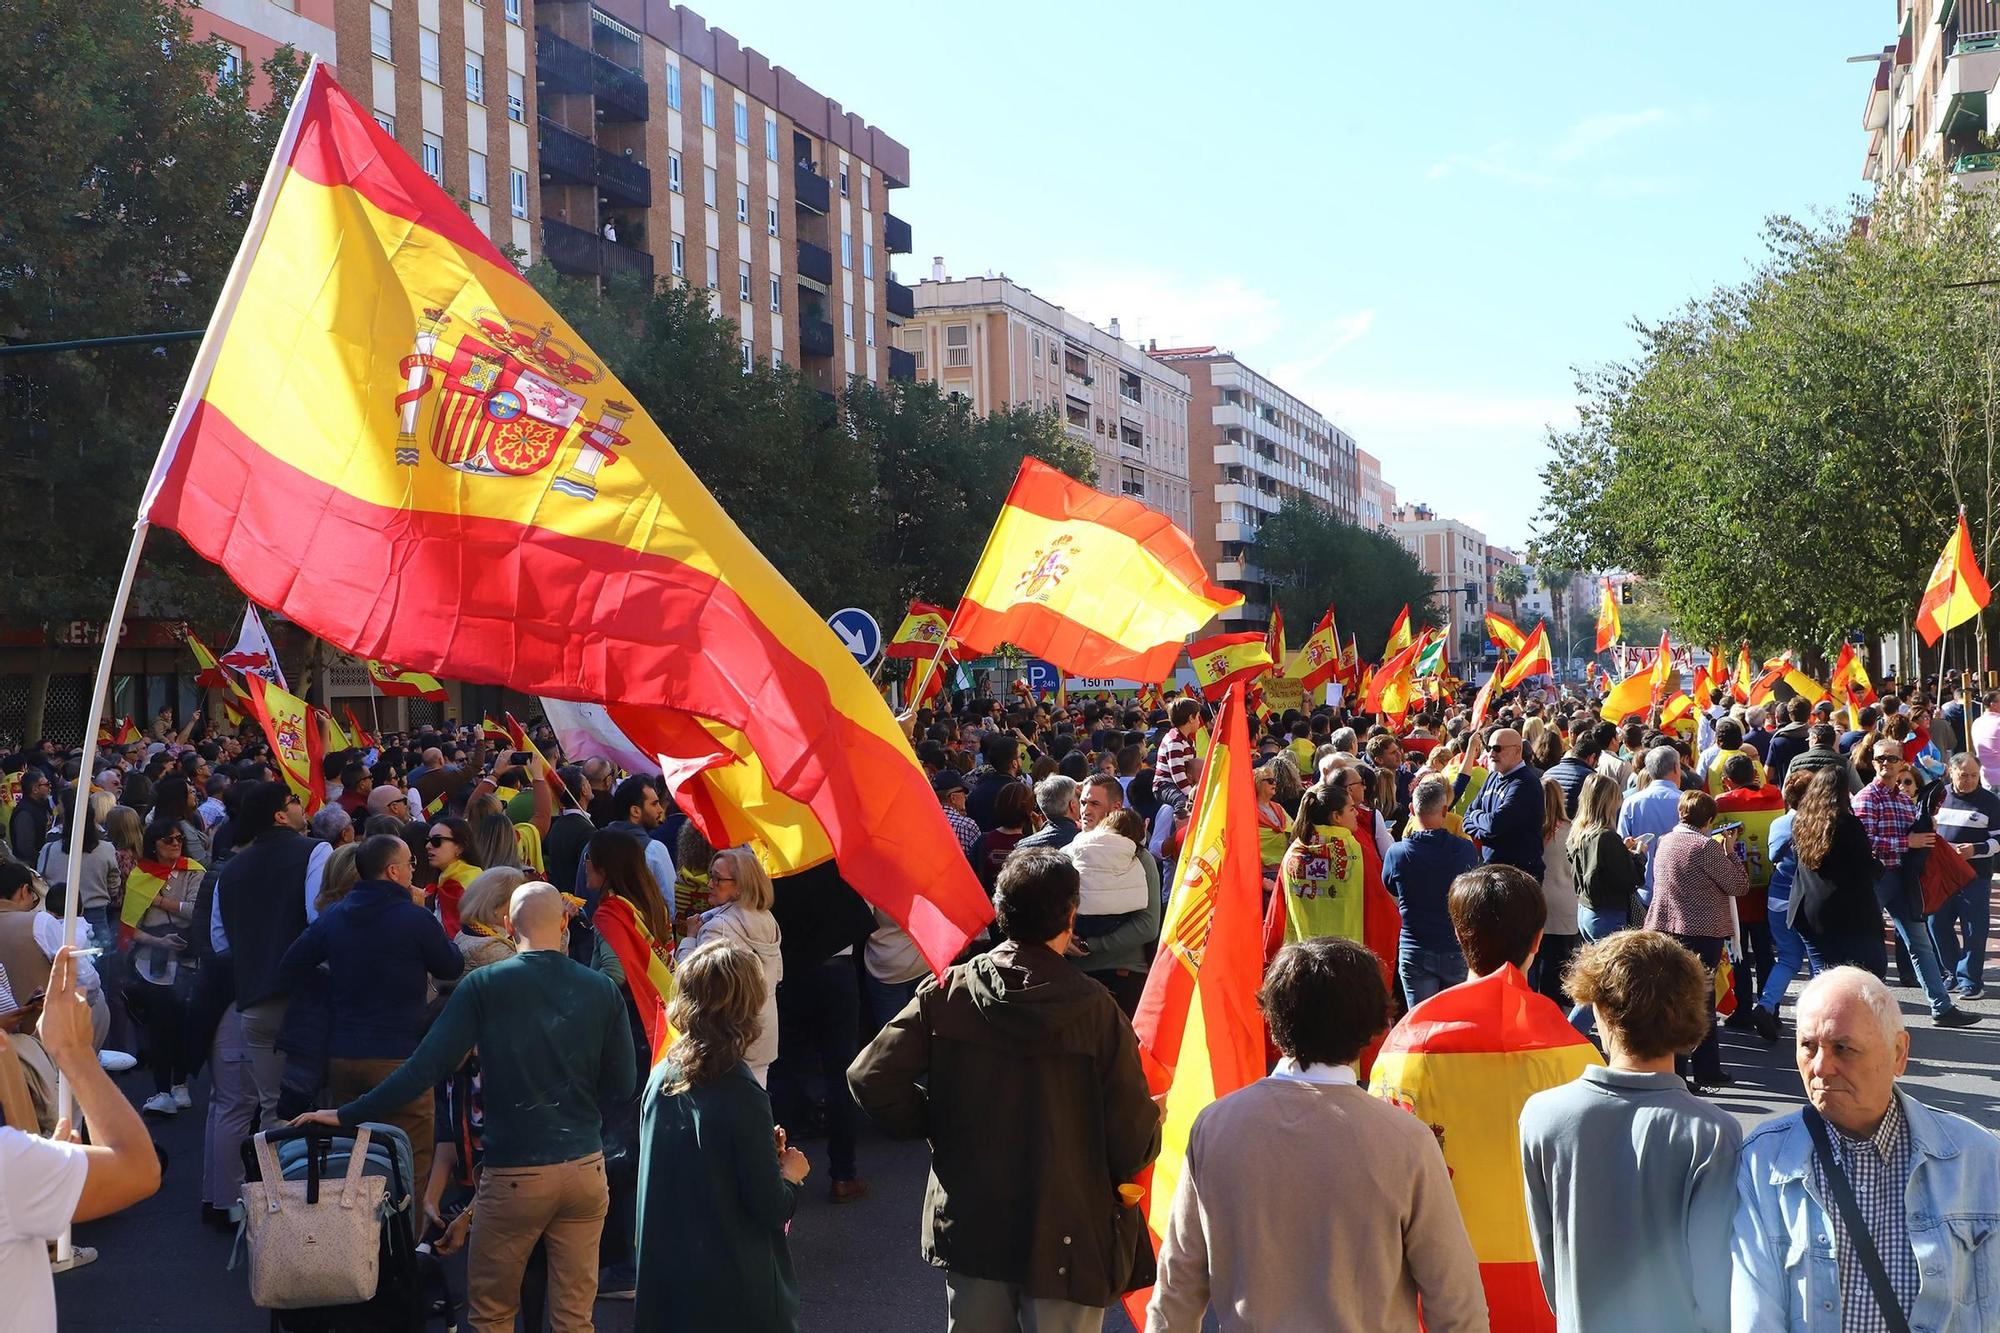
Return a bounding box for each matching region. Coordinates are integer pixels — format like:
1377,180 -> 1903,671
238,1122 -> 427,1332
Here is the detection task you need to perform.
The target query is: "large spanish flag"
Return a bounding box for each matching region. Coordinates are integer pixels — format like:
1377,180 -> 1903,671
593,892 -> 677,1064
884,600 -> 954,660
1363,638 -> 1422,723
1369,965 -> 1603,1331
1186,631 -> 1274,702
1122,685 -> 1267,1328
1917,511 -> 1992,646
137,65 -> 990,974
948,457 -> 1240,681
1597,660 -> 1655,723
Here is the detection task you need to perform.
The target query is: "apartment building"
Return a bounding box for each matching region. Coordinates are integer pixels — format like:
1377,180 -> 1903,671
1388,503 -> 1487,657
1357,448 -> 1396,529
898,272 -> 1193,529
534,2 -> 914,389
1145,346 -> 1359,634
187,0 -> 537,261
1484,544 -> 1524,619
1862,0 -> 2000,185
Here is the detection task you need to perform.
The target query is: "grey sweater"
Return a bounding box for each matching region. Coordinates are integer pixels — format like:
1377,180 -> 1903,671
1519,1065 -> 1742,1333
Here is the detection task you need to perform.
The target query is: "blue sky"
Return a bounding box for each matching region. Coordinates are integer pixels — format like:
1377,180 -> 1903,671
704,1 -> 1883,547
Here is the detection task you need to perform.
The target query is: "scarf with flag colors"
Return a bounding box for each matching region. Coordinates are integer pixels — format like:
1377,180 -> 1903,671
242,674 -> 325,813
1484,611 -> 1528,656
1917,511 -> 1992,646
137,65 -> 990,976
1595,578 -> 1621,652
120,857 -> 203,944
1383,605 -> 1414,658
885,600 -> 954,659
1119,686 -> 1269,1327
1369,964 -> 1604,1331
948,457 -> 1241,681
1497,621 -> 1551,690
591,892 -> 677,1064
1288,608 -> 1341,691
365,659 -> 449,701
1186,631 -> 1274,702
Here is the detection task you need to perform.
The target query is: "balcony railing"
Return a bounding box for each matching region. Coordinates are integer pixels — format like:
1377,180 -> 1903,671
883,212 -> 912,254
592,50 -> 647,121
533,29 -> 646,121
888,347 -> 916,382
794,163 -> 830,215
601,236 -> 653,287
535,29 -> 592,96
1953,149 -> 2000,173
541,216 -> 599,277
797,238 -> 833,285
537,117 -> 596,186
799,314 -> 835,358
885,278 -> 914,319
596,150 -> 651,208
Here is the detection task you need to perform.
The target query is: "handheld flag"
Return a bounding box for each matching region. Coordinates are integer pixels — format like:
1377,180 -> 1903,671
1289,608 -> 1341,692
948,457 -> 1241,681
1648,631 -> 1675,703
1383,605 -> 1414,658
1186,632 -> 1275,702
1498,621 -> 1552,690
1830,642 -> 1877,729
1264,599 -> 1286,669
1595,579 -> 1621,653
885,600 -> 954,660
1469,666 -> 1501,732
1598,663 -> 1656,723
365,659 -> 449,702
1414,629 -> 1448,679
139,65 -> 992,975
592,892 -> 676,1064
1485,611 -> 1528,656
1917,512 -> 1992,646
343,704 -> 378,750
1121,686 -> 1268,1326
242,674 -> 325,813
1364,640 -> 1422,723
1731,642 -> 1755,704
221,602 -> 288,691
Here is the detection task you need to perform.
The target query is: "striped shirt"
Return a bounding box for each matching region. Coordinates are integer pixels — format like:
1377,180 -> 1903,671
1812,1096 -> 1918,1333
1154,726 -> 1197,801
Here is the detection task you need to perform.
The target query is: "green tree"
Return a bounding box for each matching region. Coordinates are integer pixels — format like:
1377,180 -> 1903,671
1253,495 -> 1438,657
1493,562 -> 1528,614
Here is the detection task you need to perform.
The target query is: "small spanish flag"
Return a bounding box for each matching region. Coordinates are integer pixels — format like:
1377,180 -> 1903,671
242,673 -> 326,813
365,659 -> 449,702
1485,611 -> 1529,656
1364,638 -> 1423,724
1595,578 -> 1622,653
1497,621 -> 1552,690
1383,604 -> 1414,658
1731,642 -> 1755,704
1264,598 -> 1286,669
1918,511 -> 1992,646
1288,607 -> 1341,692
885,600 -> 954,660
1186,631 -> 1274,702
949,457 -> 1241,681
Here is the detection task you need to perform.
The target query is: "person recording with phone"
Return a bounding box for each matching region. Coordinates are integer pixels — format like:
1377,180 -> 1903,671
1642,790 -> 1750,1094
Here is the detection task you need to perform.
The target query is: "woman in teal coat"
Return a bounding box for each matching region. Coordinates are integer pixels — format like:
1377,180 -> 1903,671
635,937 -> 812,1331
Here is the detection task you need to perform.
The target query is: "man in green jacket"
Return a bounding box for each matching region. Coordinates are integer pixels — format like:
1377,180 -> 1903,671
849,847 -> 1161,1332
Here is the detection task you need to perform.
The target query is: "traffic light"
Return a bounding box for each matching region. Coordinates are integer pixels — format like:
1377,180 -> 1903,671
1620,584 -> 1634,605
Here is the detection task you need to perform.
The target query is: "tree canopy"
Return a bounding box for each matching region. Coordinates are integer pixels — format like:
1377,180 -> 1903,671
1253,494 -> 1439,658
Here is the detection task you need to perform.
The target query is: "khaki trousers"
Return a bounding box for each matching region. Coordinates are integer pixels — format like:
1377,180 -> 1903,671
326,1056 -> 435,1197
467,1152 -> 608,1333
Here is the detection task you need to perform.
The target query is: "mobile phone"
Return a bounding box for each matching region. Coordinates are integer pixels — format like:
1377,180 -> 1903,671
1711,821 -> 1743,836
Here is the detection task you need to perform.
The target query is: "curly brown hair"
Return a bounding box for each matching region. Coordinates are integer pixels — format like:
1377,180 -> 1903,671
663,939 -> 767,1093
1789,766 -> 1849,871
1564,930 -> 1712,1060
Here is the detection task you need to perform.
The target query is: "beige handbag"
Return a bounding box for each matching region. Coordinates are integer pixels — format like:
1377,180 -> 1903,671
241,1128 -> 386,1309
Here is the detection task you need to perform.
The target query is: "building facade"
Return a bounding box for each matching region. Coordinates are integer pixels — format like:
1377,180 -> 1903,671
898,272 -> 1193,529
1862,0 -> 2000,185
1146,346 -> 1359,633
1484,544 -> 1524,620
188,0 -> 538,262
1357,448 -> 1396,529
1388,504 -> 1487,658
535,2 -> 914,390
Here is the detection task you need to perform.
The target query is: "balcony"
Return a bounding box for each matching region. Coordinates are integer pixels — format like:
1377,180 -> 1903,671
1211,402 -> 1256,434
1954,149 -> 2000,176
538,117 -> 596,186
1936,37 -> 2000,140
596,150 -> 651,208
534,29 -> 647,121
541,216 -> 599,277
885,279 -> 914,319
796,238 -> 833,286
888,347 -> 917,382
794,163 -> 830,215
884,212 -> 912,254
601,235 -> 654,287
1214,560 -> 1265,584
799,314 -> 836,358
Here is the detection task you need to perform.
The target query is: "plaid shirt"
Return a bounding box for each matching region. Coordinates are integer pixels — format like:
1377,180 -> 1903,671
943,805 -> 981,858
1155,726 -> 1196,801
1812,1095 -> 1918,1332
1852,779 -> 1917,870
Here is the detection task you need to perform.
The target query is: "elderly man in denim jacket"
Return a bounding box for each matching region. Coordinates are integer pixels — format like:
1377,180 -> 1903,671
1731,967 -> 2000,1331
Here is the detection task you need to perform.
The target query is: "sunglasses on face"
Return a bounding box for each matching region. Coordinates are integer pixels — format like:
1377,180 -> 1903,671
158,833 -> 183,844
428,835 -> 456,848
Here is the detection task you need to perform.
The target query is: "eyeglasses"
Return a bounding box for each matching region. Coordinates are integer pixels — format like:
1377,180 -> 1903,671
157,833 -> 183,844
427,834 -> 456,848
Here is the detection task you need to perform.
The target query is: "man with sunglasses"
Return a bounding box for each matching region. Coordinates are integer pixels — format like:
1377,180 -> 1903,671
1856,742 -> 1978,1029
1460,727 -> 1547,881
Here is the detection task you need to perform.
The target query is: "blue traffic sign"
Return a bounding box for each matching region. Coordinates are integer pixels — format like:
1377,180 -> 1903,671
827,607 -> 883,666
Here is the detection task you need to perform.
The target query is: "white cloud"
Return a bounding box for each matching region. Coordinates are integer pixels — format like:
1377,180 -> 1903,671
1550,107 -> 1671,162
1427,106 -> 1676,192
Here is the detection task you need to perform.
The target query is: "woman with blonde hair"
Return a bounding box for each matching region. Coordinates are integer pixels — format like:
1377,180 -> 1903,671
313,842 -> 363,913
1568,772 -> 1645,942
687,847 -> 783,1085
1532,774 -> 1581,1004
452,865 -> 528,973
635,938 -> 808,1332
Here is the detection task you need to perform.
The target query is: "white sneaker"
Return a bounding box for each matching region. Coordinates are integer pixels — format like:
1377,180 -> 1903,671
98,1050 -> 138,1073
141,1092 -> 179,1117
172,1084 -> 192,1110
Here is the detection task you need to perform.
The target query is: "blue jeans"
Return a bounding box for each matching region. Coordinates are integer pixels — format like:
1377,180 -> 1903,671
1801,926 -> 1889,977
1577,906 -> 1628,943
862,972 -> 922,1030
1879,869 -> 1956,1016
1930,870 -> 1991,992
1759,902 -> 1813,1013
1398,941 -> 1467,1005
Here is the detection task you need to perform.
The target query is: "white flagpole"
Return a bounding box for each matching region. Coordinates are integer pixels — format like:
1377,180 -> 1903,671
54,56 -> 326,1269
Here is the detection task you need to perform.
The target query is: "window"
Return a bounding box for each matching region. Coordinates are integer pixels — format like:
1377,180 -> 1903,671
421,133 -> 443,183
741,341 -> 753,373
702,167 -> 716,208
843,302 -> 854,340
465,52 -> 484,104
769,276 -> 780,311
671,235 -> 685,277
504,0 -> 521,22
945,323 -> 969,367
509,167 -> 527,218
666,63 -> 681,111
838,166 -> 849,197
370,3 -> 392,58
840,232 -> 851,268
219,43 -> 246,85
374,112 -> 396,136
863,242 -> 873,279
705,246 -> 719,289
1032,333 -> 1041,359
862,175 -> 871,210
738,262 -> 751,301
668,151 -> 681,193
866,321 -> 874,348
766,202 -> 778,236
467,150 -> 487,203
733,101 -> 748,144
419,29 -> 440,82
765,116 -> 778,162
507,72 -> 525,123
735,183 -> 748,224
700,81 -> 714,128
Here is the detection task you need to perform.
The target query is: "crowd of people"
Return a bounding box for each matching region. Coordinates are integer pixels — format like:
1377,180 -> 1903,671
0,670 -> 1996,1331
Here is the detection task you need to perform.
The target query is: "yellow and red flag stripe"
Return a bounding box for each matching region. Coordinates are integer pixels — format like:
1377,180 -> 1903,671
343,704 -> 378,749
1288,607 -> 1341,691
242,674 -> 326,813
366,659 -> 449,702
885,600 -> 954,660
1383,605 -> 1414,658
1598,662 -> 1655,723
1369,965 -> 1603,1331
138,65 -> 990,974
592,893 -> 676,1064
1731,642 -> 1755,704
1364,638 -> 1422,724
1264,599 -> 1286,669
1497,621 -> 1552,690
948,458 -> 1240,682
1917,511 -> 1992,646
1485,611 -> 1528,656
1186,631 -> 1274,702
1595,578 -> 1621,653
1122,685 -> 1267,1327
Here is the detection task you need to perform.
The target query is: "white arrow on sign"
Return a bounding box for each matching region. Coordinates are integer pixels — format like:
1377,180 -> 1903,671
832,621 -> 869,656
826,607 -> 882,667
